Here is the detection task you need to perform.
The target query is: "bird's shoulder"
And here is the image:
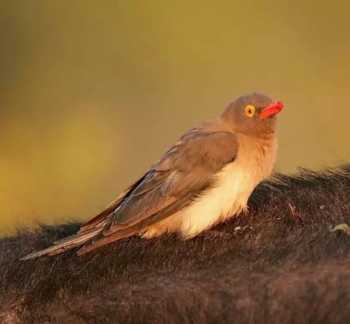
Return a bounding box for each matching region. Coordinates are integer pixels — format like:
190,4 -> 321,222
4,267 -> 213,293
155,122 -> 239,173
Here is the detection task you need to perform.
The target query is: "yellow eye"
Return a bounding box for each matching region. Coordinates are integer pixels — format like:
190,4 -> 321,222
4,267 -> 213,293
244,105 -> 256,118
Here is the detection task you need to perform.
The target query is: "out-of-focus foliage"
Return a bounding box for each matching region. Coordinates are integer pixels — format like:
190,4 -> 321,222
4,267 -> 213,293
1,1 -> 350,234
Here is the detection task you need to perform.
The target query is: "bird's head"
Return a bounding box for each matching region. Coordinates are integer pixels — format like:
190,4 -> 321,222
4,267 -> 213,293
221,93 -> 284,137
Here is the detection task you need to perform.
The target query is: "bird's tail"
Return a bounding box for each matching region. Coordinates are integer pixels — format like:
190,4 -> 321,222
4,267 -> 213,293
20,228 -> 103,261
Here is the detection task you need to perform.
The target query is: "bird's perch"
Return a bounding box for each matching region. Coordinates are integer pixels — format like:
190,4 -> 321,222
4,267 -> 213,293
1,166 -> 350,323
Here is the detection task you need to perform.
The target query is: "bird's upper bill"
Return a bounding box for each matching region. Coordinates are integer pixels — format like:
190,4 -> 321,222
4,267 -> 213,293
260,101 -> 284,119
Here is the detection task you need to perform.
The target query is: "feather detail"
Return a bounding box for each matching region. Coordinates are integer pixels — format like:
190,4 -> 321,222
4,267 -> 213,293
20,228 -> 103,260
77,229 -> 138,256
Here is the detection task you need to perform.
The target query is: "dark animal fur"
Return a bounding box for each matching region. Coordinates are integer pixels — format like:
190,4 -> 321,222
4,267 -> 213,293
1,166 -> 350,323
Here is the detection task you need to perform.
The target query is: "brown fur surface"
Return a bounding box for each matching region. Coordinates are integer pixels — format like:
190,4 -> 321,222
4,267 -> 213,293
1,166 -> 350,323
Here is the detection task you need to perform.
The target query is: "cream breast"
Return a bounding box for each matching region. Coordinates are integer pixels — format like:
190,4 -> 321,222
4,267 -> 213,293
179,133 -> 277,238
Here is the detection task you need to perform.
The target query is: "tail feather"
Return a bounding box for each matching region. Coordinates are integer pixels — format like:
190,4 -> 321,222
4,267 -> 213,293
20,228 -> 103,261
52,227 -> 103,245
77,228 -> 138,256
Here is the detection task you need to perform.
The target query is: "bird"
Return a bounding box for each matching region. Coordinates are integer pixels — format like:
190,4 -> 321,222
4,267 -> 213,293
21,92 -> 284,260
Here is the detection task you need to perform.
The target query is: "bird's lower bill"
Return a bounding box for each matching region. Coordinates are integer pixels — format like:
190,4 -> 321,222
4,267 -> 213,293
260,101 -> 284,119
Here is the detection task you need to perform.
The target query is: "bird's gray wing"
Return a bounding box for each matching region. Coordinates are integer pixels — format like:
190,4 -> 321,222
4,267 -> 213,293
20,130 -> 238,259
102,129 -> 239,235
77,175 -> 149,234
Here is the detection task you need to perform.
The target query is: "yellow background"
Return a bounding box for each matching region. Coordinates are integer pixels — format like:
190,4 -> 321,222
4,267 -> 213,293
1,1 -> 350,235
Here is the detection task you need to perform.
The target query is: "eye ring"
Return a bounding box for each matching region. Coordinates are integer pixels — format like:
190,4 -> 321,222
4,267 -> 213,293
244,105 -> 256,118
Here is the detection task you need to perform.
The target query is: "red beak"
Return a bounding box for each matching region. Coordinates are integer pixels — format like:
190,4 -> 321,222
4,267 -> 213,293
260,101 -> 284,119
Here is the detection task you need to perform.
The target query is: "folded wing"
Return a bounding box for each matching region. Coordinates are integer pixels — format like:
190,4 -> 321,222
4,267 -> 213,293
21,129 -> 238,259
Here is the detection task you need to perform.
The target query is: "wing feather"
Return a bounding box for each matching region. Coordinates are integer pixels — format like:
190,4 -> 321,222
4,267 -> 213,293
21,129 -> 239,259
101,130 -> 238,235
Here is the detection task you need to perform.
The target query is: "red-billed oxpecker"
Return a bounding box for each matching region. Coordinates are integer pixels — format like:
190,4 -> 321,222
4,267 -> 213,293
22,93 -> 284,259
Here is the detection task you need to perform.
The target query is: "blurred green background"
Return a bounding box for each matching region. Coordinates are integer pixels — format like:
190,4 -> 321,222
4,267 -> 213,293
1,1 -> 350,235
